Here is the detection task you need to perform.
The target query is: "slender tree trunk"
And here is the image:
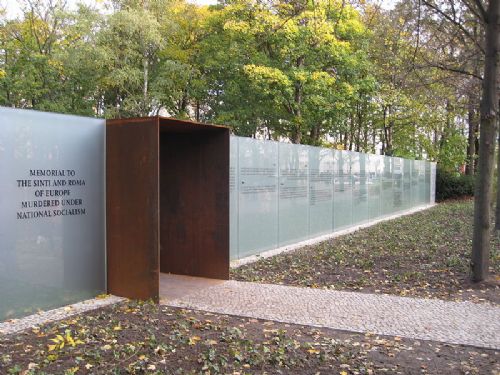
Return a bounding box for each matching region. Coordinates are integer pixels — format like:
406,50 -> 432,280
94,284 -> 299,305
349,113 -> 354,151
363,121 -> 369,152
466,91 -> 478,175
472,0 -> 499,282
356,104 -> 362,152
143,54 -> 149,117
496,127 -> 500,231
382,105 -> 393,155
310,125 -> 320,144
385,120 -> 393,156
372,128 -> 376,153
195,100 -> 200,122
292,56 -> 305,144
180,91 -> 188,114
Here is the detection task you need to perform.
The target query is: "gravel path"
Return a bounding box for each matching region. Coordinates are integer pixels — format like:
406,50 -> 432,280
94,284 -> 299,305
164,280 -> 500,349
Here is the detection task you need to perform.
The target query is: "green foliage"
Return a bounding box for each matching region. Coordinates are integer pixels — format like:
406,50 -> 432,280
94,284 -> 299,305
435,168 -> 475,202
196,0 -> 374,143
0,0 -> 479,169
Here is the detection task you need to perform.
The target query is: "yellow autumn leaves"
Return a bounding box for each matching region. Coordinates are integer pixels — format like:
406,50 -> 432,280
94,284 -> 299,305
47,330 -> 84,352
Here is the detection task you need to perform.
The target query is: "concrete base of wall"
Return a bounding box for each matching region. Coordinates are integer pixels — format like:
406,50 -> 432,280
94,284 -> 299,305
230,203 -> 436,269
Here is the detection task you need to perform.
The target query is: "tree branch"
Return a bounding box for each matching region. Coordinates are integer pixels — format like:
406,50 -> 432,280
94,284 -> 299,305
421,0 -> 485,54
469,0 -> 488,21
417,60 -> 483,80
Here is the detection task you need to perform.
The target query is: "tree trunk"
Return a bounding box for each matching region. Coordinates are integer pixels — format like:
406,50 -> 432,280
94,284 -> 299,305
195,100 -> 200,122
292,56 -> 304,144
466,91 -> 478,175
356,103 -> 362,152
372,128 -> 377,153
310,125 -> 320,144
143,54 -> 149,117
382,105 -> 393,156
472,0 -> 499,282
496,127 -> 500,231
349,113 -> 354,151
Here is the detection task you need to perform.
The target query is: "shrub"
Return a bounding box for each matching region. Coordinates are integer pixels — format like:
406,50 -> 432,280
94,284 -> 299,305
435,168 -> 475,202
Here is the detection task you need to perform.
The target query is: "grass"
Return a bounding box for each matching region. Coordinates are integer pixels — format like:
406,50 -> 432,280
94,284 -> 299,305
1,300 -> 498,374
232,199 -> 499,304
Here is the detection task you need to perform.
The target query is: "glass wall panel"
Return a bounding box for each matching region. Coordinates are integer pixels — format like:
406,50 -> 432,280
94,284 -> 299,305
278,143 -> 309,246
381,156 -> 394,216
430,162 -> 436,204
230,136 -> 436,261
425,162 -> 431,203
229,137 -> 239,259
308,146 -> 334,237
418,160 -> 427,204
237,137 -> 279,257
352,153 -> 369,224
0,108 -> 105,320
368,154 -> 382,220
411,159 -> 420,206
402,159 -> 412,210
392,157 -> 404,213
334,150 -> 352,230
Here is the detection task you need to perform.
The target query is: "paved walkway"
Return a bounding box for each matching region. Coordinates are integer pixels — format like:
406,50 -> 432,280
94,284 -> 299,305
160,275 -> 500,350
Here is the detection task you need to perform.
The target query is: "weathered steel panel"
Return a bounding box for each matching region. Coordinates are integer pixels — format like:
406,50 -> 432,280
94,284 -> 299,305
106,118 -> 159,301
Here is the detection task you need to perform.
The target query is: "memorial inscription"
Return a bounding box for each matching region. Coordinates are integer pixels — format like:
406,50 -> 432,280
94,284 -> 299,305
16,169 -> 87,220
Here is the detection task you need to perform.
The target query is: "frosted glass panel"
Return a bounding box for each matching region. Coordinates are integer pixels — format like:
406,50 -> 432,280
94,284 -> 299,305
368,154 -> 382,220
278,144 -> 309,246
229,137 -> 239,259
230,136 -> 436,261
381,156 -> 393,216
237,138 -> 279,257
403,159 -> 412,210
352,153 -> 369,224
411,160 -> 420,206
334,150 -> 352,229
0,108 -> 105,320
308,146 -> 333,236
393,157 -> 403,213
418,161 -> 426,204
430,163 -> 436,203
425,162 -> 431,203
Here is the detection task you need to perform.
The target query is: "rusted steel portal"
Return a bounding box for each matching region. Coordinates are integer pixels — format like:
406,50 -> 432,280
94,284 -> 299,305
106,117 -> 229,301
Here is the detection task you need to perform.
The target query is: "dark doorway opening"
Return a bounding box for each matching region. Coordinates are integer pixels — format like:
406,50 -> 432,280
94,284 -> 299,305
159,122 -> 229,279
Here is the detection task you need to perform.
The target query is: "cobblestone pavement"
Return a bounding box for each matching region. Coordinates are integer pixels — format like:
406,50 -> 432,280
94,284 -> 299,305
0,295 -> 125,335
163,279 -> 500,350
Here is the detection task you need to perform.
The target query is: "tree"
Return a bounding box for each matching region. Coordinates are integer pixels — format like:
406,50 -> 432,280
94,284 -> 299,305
472,0 -> 499,281
0,0 -> 104,114
97,2 -> 163,117
198,0 -> 373,144
362,2 -> 468,166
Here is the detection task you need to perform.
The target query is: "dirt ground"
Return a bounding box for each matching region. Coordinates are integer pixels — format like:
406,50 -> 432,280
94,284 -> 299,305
1,301 -> 498,374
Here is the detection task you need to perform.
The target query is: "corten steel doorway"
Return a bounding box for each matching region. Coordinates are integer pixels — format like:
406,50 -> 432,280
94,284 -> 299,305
106,117 -> 230,301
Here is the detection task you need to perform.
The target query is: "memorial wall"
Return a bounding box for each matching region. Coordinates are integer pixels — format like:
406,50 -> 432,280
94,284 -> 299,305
0,108 -> 106,320
230,136 -> 436,260
0,107 -> 436,320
